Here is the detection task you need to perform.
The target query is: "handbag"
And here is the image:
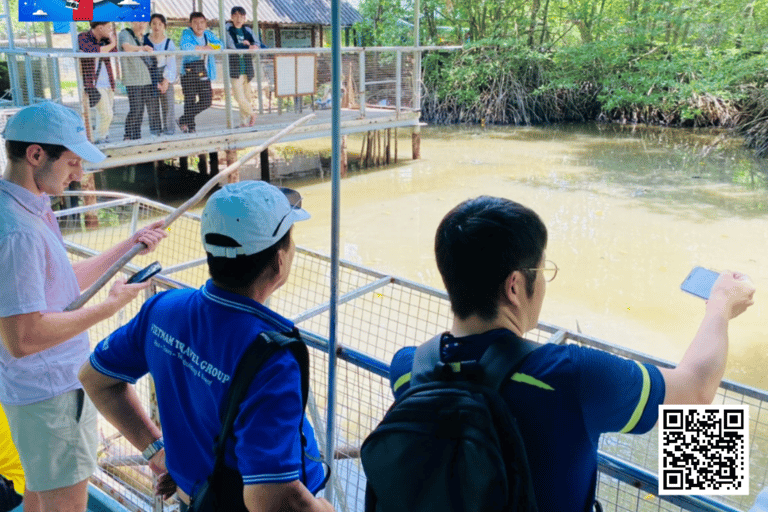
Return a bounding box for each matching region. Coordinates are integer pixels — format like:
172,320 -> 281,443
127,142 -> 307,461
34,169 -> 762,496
85,86 -> 101,108
85,59 -> 103,107
188,330 -> 318,512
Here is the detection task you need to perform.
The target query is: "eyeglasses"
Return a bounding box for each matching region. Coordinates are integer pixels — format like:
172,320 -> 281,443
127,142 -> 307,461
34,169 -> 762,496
272,187 -> 303,237
520,259 -> 558,282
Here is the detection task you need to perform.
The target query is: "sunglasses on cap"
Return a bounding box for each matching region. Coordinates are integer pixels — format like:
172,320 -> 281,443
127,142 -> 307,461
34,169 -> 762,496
272,187 -> 303,237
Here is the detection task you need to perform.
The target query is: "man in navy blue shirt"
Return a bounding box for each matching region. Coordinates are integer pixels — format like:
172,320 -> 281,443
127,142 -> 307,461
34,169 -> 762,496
79,181 -> 334,512
387,195 -> 755,512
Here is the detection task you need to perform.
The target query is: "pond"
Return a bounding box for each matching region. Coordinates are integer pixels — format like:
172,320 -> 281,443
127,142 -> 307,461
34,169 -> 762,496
288,123 -> 768,390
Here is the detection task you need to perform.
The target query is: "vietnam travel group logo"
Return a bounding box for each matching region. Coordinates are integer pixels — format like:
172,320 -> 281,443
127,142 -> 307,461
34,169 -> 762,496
19,0 -> 150,22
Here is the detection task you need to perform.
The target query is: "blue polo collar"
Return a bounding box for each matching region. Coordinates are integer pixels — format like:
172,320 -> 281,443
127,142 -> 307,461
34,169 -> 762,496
201,280 -> 294,333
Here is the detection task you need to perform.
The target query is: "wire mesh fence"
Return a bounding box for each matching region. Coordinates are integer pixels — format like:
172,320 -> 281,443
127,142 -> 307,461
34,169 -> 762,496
54,192 -> 765,512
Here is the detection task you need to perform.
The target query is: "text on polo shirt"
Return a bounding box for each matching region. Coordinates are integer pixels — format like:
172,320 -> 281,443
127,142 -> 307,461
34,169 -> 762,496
151,323 -> 231,385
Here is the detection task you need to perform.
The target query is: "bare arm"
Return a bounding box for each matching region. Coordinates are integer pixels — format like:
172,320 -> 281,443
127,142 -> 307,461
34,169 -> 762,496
79,361 -> 161,450
0,279 -> 150,358
72,220 -> 167,290
243,481 -> 334,512
660,271 -> 755,405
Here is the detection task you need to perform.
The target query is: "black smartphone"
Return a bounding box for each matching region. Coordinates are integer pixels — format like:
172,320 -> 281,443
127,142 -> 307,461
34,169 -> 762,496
127,261 -> 162,284
680,266 -> 719,299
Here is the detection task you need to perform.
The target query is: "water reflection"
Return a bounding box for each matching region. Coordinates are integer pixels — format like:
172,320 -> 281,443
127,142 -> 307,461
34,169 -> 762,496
291,123 -> 766,389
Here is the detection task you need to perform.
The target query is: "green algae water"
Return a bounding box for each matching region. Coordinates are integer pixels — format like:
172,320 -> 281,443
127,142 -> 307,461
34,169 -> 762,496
289,123 -> 767,390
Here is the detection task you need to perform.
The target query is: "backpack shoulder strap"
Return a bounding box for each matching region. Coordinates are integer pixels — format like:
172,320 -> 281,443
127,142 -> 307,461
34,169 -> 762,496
257,329 -> 309,409
212,334 -> 279,470
164,38 -> 170,51
411,333 -> 444,386
478,333 -> 539,390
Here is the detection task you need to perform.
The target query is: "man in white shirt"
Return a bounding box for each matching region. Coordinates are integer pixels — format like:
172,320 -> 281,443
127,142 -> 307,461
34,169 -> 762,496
0,102 -> 167,512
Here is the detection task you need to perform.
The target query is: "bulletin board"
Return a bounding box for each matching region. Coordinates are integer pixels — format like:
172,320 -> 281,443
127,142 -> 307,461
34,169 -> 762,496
274,54 -> 317,98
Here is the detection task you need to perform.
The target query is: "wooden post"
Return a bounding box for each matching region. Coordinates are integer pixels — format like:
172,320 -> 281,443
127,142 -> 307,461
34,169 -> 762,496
412,125 -> 421,160
360,134 -> 367,169
260,149 -> 270,182
152,161 -> 161,200
197,154 -> 208,175
81,173 -> 99,229
209,152 -> 219,177
366,132 -> 373,168
386,129 -> 391,165
226,150 -> 240,184
394,128 -> 398,163
341,135 -> 348,178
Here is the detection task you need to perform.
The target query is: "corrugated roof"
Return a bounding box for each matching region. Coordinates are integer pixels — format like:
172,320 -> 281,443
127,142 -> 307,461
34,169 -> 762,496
155,0 -> 362,26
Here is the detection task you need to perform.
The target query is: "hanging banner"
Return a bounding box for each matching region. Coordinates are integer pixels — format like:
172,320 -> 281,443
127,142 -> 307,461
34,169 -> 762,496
19,0 -> 150,22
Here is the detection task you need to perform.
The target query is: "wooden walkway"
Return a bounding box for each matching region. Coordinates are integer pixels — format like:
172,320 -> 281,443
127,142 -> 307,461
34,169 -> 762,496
73,95 -> 419,170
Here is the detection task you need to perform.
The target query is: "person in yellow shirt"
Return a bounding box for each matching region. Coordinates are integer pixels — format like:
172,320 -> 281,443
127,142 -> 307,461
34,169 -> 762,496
0,405 -> 23,512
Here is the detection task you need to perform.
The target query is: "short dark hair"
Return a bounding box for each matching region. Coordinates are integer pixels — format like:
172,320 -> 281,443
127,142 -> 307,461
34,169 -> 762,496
189,11 -> 206,22
206,229 -> 292,290
150,13 -> 166,26
435,196 -> 548,320
5,140 -> 67,163
231,6 -> 246,15
89,21 -> 109,29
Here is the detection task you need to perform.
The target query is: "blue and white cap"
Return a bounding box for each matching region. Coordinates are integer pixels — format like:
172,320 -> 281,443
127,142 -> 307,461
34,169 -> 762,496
201,180 -> 310,258
3,102 -> 106,163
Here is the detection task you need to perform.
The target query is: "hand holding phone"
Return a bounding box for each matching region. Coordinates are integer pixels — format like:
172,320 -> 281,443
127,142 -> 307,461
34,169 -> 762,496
127,262 -> 162,284
680,266 -> 719,300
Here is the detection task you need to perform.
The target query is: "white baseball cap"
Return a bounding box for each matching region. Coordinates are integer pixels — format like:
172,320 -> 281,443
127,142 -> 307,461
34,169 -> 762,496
2,102 -> 106,163
201,181 -> 310,258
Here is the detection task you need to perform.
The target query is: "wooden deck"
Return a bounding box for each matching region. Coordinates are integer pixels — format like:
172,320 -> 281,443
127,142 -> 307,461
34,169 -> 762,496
76,95 -> 420,170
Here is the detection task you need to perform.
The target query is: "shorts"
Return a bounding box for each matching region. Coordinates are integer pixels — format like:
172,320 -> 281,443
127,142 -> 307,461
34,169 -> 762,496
3,389 -> 98,492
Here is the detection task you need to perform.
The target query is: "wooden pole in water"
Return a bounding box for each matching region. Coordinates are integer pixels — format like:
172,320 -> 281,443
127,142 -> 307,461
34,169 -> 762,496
64,113 -> 316,311
341,135 -> 348,178
394,127 -> 398,163
412,125 -> 421,160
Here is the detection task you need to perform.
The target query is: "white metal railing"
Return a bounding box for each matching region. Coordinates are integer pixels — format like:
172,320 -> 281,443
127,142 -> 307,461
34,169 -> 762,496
52,191 -> 767,512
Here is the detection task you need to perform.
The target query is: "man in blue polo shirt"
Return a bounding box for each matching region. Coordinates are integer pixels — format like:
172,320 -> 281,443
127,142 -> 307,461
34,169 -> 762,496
387,196 -> 755,512
79,181 -> 334,512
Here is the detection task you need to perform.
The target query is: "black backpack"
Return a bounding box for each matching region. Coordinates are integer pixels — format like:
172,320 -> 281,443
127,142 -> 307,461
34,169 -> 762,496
361,332 -> 540,512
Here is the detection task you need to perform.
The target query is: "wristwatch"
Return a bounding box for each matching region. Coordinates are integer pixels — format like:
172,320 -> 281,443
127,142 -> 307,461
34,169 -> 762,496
142,437 -> 164,461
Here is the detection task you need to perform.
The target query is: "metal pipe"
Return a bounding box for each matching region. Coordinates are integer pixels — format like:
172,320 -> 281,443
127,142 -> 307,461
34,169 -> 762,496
324,0 -> 342,504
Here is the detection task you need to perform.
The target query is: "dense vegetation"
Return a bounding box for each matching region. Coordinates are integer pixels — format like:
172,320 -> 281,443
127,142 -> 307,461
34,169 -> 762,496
356,0 -> 768,155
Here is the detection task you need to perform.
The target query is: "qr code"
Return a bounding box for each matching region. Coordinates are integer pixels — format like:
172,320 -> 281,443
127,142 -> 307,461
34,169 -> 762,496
659,405 -> 749,495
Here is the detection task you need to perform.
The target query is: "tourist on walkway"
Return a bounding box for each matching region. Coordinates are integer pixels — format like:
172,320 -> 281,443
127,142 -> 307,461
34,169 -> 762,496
145,13 -> 177,136
77,22 -> 116,144
178,12 -> 221,134
119,21 -> 162,140
225,6 -> 267,128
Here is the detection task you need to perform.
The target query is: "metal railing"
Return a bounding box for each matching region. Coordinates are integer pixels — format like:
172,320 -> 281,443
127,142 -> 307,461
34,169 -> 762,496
54,191 -> 764,512
0,45 -> 418,132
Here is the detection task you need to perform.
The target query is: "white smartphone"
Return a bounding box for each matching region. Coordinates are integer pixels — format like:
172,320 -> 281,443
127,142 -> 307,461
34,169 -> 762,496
680,266 -> 719,300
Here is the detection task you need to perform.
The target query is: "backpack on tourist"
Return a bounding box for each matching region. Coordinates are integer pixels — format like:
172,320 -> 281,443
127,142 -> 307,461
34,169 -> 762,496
360,332 -> 540,512
188,329 -> 324,512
